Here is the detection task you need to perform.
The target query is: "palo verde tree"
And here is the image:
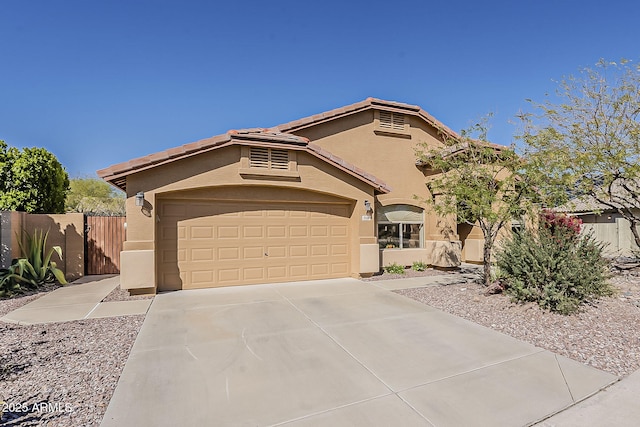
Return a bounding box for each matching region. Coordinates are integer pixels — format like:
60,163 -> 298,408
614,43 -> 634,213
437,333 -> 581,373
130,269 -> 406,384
520,59 -> 640,250
416,119 -> 537,287
66,177 -> 125,216
0,141 -> 69,213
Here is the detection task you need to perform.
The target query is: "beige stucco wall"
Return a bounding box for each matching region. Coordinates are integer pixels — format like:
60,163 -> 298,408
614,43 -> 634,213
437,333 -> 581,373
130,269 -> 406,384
122,145 -> 379,291
2,211 -> 84,281
293,111 -> 461,268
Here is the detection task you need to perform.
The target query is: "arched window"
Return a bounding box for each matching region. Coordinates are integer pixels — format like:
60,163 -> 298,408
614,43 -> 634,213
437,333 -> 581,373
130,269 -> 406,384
377,205 -> 424,249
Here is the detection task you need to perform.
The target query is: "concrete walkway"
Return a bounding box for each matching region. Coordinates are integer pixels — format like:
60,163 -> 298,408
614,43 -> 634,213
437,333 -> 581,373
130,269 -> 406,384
536,369 -> 640,426
101,276 -> 618,427
0,275 -> 152,325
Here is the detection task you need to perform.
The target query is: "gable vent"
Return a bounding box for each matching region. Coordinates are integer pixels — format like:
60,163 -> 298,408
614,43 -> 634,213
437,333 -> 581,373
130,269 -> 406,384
249,147 -> 289,170
270,149 -> 289,170
249,147 -> 270,168
379,111 -> 405,131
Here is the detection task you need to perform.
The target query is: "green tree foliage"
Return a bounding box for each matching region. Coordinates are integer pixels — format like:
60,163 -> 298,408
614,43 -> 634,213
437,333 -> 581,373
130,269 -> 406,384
520,59 -> 640,249
0,140 -> 69,213
416,118 -> 538,286
496,211 -> 611,314
66,177 -> 125,216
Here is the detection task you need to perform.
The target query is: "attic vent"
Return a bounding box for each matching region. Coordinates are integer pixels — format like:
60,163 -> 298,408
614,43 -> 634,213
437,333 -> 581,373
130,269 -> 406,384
249,147 -> 269,168
379,111 -> 405,131
249,147 -> 289,170
270,149 -> 289,170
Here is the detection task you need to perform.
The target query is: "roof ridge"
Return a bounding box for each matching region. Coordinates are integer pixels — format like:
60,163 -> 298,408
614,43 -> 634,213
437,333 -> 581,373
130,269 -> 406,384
274,97 -> 461,141
98,128 -> 390,194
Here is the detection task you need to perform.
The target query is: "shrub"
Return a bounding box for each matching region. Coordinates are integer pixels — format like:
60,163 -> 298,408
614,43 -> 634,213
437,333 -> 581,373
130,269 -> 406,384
0,229 -> 67,297
384,263 -> 405,274
496,212 -> 611,314
412,261 -> 429,272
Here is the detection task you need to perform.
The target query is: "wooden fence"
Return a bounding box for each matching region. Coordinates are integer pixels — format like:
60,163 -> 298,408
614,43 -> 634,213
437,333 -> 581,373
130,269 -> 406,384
85,216 -> 126,275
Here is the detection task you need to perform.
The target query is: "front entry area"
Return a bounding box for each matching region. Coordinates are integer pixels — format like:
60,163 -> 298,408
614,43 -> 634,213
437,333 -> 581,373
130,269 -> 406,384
157,198 -> 352,291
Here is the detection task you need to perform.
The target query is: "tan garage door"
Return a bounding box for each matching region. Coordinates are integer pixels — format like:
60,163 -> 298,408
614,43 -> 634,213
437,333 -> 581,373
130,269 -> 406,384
157,200 -> 351,290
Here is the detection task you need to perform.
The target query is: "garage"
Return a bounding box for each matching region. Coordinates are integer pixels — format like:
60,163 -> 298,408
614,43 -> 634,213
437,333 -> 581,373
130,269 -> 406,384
157,198 -> 352,290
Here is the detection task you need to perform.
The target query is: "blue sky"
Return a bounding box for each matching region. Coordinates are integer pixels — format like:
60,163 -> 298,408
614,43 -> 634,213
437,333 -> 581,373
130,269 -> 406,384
1,0 -> 638,178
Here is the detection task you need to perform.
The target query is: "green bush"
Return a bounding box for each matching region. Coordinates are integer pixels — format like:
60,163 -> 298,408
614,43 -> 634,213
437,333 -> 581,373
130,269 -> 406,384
0,229 -> 67,297
496,212 -> 612,314
412,261 -> 429,272
384,263 -> 405,274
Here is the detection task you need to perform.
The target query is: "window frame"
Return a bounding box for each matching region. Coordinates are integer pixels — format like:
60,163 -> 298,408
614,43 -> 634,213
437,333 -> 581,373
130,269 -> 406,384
378,221 -> 424,250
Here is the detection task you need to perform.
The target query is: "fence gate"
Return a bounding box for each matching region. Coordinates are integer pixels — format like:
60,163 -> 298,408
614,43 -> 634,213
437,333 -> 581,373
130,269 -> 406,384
85,216 -> 126,275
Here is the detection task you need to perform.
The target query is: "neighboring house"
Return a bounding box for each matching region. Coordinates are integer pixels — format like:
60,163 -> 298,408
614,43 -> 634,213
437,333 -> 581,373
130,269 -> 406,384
98,98 -> 488,293
557,197 -> 640,257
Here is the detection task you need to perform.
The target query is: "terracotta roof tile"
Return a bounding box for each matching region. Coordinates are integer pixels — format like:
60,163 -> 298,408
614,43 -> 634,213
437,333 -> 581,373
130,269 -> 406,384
273,98 -> 454,139
98,128 -> 390,194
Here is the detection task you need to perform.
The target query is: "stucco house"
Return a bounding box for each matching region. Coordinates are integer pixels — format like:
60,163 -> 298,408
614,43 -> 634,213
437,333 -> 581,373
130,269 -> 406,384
98,98 -> 486,293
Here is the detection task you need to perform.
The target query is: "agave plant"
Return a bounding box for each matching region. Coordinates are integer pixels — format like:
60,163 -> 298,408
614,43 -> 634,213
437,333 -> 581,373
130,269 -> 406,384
17,229 -> 67,285
0,229 -> 67,297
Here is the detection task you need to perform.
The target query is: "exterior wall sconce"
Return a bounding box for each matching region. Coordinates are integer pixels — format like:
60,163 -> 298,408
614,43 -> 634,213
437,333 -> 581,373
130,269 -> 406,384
135,192 -> 145,207
364,200 -> 372,213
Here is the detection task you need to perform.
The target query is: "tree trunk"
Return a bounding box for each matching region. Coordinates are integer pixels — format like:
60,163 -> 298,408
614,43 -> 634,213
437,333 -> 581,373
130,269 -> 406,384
628,218 -> 640,253
482,238 -> 493,287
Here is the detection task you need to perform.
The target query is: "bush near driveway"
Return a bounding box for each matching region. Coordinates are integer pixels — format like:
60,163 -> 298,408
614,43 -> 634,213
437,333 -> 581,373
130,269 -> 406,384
496,211 -> 612,314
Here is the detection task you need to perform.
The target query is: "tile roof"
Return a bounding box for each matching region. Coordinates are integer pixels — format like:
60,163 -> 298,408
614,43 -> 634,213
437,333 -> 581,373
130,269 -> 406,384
97,128 -> 391,194
415,139 -> 508,166
555,181 -> 640,213
274,97 -> 461,141
555,196 -> 609,213
98,97 -> 465,193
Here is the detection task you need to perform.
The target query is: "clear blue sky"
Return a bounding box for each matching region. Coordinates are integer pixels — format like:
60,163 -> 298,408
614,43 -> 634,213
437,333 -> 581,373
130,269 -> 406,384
1,0 -> 638,178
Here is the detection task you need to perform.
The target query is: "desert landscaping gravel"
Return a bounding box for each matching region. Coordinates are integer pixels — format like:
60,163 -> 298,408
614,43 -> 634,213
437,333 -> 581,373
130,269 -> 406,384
0,288 -> 145,426
1,267 -> 639,426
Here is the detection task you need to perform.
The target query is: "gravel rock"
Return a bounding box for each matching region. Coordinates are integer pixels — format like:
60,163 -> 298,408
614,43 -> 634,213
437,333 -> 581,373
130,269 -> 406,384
101,286 -> 154,303
397,275 -> 640,378
0,290 -> 144,426
362,266 -> 470,281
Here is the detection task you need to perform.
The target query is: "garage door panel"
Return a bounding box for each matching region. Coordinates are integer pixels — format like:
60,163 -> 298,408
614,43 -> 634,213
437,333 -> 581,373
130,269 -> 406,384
289,210 -> 309,218
243,268 -> 264,281
267,226 -> 286,238
267,266 -> 287,280
290,245 -> 308,257
290,265 -> 309,277
311,264 -> 330,275
266,246 -> 286,258
290,226 -> 308,237
332,263 -> 349,274
190,226 -> 214,239
267,209 -> 286,217
158,200 -> 351,290
331,244 -> 349,256
243,226 -> 263,238
243,246 -> 264,259
217,247 -> 239,260
219,269 -> 241,282
310,226 -> 329,237
192,270 -> 215,285
311,245 -> 329,256
191,248 -> 214,261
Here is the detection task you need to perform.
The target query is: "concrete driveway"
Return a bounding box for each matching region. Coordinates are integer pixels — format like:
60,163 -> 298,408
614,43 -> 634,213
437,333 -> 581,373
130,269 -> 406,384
101,278 -> 616,427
